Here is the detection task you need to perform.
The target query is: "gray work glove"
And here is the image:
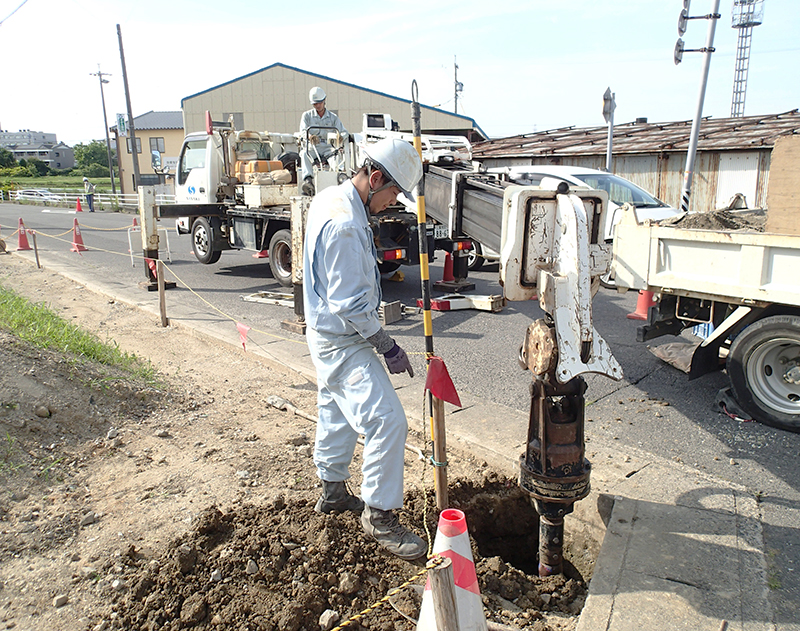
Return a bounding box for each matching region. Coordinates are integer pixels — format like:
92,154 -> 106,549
384,343 -> 414,377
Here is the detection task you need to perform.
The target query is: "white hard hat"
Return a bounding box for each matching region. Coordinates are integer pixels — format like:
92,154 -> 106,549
309,87 -> 326,103
83,177 -> 88,181
362,138 -> 423,200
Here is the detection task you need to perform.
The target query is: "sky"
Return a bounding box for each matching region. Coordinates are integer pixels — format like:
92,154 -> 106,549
1,0 -> 797,147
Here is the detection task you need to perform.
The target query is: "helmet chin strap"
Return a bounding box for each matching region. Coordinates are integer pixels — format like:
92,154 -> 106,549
365,165 -> 394,209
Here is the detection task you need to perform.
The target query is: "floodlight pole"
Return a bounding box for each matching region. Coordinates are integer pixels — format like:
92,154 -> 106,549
90,65 -> 117,196
679,0 -> 721,213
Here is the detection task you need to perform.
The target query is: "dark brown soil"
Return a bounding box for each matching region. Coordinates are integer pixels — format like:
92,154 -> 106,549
0,254 -> 586,631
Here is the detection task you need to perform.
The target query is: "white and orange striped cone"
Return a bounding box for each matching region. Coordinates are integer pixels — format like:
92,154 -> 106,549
416,509 -> 487,631
70,218 -> 88,252
17,218 -> 32,251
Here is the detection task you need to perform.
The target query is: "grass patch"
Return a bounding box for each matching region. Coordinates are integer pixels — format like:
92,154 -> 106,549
0,432 -> 24,473
0,284 -> 157,384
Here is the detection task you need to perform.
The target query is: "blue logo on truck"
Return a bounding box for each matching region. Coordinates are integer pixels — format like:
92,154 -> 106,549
188,186 -> 196,194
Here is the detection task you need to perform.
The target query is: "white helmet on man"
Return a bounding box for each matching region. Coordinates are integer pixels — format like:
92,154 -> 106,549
361,138 -> 423,201
309,87 -> 326,103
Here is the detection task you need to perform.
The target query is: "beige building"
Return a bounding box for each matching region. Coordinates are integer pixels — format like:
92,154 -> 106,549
112,111 -> 184,196
181,63 -> 486,142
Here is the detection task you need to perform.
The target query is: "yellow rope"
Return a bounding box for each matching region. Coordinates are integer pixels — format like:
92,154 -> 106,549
329,562 -> 434,631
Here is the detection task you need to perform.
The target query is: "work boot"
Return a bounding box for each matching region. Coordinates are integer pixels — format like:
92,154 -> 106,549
361,504 -> 427,560
301,177 -> 315,197
314,481 -> 364,514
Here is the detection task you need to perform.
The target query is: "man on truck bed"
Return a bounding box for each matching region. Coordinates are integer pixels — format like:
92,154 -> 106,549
299,86 -> 348,195
303,137 -> 426,560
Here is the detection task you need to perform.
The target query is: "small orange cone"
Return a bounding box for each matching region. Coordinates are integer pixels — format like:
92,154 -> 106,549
76,197 -> 83,212
132,216 -> 138,227
416,509 -> 487,631
627,290 -> 656,320
70,218 -> 88,252
252,250 -> 269,259
440,252 -> 455,283
17,218 -> 32,251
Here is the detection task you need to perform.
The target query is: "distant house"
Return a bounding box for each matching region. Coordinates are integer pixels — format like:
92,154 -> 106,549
111,111 -> 184,196
0,130 -> 57,146
473,110 -> 800,212
4,141 -> 75,170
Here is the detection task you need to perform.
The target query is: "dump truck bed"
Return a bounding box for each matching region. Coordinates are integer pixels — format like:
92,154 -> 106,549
612,207 -> 800,308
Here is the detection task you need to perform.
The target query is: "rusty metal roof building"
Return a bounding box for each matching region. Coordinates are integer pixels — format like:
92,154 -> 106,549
473,110 -> 800,159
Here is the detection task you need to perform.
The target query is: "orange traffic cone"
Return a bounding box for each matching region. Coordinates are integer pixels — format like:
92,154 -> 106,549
627,290 -> 656,321
70,218 -> 88,252
416,509 -> 487,631
17,218 -> 32,251
440,252 -> 455,283
132,216 -> 138,227
76,197 -> 83,212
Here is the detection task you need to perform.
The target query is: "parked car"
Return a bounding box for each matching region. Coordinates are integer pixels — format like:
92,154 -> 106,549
13,189 -> 61,204
485,165 -> 683,285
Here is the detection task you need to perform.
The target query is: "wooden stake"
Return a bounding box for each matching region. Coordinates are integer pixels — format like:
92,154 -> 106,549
31,231 -> 40,269
427,556 -> 460,631
157,260 -> 168,327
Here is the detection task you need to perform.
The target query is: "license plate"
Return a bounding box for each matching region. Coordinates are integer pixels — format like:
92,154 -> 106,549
433,224 -> 448,240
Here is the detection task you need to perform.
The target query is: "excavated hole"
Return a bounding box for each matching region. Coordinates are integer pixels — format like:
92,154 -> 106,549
443,478 -> 585,580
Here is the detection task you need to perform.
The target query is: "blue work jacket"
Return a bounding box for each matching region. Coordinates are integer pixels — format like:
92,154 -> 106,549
303,180 -> 382,340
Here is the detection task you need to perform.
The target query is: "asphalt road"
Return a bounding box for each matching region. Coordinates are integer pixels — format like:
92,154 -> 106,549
1,203 -> 798,626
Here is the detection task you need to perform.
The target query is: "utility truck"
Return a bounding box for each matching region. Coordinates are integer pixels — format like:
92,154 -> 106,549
160,113 -> 474,286
612,206 -> 800,432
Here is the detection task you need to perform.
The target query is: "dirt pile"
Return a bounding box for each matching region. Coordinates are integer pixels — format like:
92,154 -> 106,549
661,208 -> 766,232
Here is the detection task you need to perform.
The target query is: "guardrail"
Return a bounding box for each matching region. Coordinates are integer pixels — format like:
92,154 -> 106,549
10,189 -> 175,210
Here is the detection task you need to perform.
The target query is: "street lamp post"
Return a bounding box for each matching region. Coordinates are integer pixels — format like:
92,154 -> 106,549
90,65 -> 117,195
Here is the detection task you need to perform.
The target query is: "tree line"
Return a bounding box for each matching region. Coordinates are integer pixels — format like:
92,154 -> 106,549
0,140 -> 115,179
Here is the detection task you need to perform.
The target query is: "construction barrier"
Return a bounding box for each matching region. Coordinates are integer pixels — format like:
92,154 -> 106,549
417,509 -> 487,631
627,290 -> 656,321
17,218 -> 31,251
70,218 -> 88,252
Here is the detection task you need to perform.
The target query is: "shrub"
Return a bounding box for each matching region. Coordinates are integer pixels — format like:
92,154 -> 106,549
81,163 -> 109,178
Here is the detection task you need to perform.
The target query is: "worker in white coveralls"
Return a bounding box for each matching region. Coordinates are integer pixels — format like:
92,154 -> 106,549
303,137 -> 425,561
298,86 -> 348,196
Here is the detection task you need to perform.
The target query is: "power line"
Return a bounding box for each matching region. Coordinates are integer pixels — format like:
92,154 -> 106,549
0,0 -> 30,27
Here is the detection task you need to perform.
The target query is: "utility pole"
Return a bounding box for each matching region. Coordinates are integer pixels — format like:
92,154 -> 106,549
89,64 -> 117,195
602,88 -> 616,172
674,0 -> 721,213
117,24 -> 140,193
453,56 -> 463,115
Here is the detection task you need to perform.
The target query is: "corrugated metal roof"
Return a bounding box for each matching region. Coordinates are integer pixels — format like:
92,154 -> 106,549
120,111 -> 183,131
473,110 -> 800,159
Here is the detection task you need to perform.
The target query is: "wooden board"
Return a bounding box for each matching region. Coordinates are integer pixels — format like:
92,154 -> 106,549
766,135 -> 800,235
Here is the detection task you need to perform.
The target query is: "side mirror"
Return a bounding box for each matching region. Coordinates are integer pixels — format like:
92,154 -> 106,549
151,150 -> 162,170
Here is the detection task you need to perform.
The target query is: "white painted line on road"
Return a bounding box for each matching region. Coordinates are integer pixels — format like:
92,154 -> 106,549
41,210 -> 77,214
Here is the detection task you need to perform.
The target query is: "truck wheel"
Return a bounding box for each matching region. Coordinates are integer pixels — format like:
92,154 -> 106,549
467,241 -> 485,272
599,270 -> 616,290
378,261 -> 401,275
192,217 -> 221,265
727,314 -> 800,432
268,229 -> 293,288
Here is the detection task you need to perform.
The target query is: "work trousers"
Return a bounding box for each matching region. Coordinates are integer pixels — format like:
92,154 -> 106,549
306,328 -> 407,510
299,143 -> 338,181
